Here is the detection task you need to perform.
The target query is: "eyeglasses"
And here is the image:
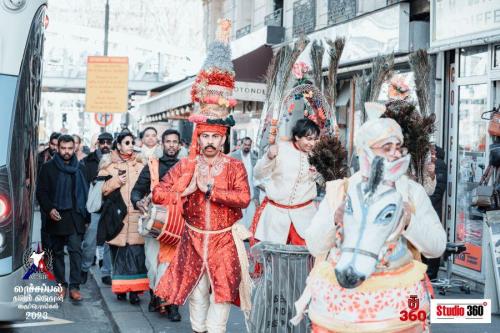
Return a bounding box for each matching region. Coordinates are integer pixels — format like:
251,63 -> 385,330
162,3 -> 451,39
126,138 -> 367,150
122,140 -> 133,146
99,139 -> 112,144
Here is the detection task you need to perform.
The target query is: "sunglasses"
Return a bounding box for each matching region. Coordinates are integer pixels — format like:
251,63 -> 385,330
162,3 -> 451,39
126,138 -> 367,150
121,140 -> 133,146
99,139 -> 112,144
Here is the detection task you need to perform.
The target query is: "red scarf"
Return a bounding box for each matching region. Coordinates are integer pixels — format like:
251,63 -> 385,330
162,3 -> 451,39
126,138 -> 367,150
118,151 -> 133,161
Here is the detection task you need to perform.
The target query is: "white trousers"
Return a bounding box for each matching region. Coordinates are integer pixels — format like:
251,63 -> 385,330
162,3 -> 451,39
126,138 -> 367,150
144,237 -> 159,289
189,273 -> 231,333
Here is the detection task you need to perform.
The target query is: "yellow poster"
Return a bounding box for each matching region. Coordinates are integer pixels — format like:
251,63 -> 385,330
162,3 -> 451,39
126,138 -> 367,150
85,56 -> 129,113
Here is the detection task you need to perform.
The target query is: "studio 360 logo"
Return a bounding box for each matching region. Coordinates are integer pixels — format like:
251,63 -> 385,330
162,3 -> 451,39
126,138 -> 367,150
430,299 -> 491,324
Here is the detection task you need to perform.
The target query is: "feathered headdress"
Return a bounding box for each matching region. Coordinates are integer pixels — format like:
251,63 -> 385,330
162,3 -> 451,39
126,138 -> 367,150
187,19 -> 237,158
190,18 -> 237,127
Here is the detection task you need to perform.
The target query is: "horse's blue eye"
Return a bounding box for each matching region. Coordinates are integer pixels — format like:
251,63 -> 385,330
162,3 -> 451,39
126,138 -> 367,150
345,196 -> 353,215
375,204 -> 397,225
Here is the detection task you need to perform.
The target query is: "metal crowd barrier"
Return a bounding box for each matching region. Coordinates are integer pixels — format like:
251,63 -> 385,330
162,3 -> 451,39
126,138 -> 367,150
248,242 -> 313,333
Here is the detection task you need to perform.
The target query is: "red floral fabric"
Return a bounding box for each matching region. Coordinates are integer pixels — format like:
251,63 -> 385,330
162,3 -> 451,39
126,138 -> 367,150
153,156 -> 251,305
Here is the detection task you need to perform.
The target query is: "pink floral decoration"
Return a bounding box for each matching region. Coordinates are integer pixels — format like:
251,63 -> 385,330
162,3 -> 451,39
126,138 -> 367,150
292,61 -> 310,79
188,114 -> 208,123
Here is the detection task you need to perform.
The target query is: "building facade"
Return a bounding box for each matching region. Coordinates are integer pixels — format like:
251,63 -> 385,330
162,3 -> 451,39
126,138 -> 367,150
137,0 -> 430,146
134,0 -> 500,295
429,0 -> 500,289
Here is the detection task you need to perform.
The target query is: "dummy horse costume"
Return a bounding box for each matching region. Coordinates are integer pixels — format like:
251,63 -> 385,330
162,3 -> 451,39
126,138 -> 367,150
292,154 -> 432,333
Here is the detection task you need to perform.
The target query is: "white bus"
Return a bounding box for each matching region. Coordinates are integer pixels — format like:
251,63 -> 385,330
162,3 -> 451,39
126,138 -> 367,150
0,0 -> 48,321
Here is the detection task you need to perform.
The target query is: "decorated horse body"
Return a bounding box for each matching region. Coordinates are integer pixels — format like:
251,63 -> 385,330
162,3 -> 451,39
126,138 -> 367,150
292,154 -> 436,333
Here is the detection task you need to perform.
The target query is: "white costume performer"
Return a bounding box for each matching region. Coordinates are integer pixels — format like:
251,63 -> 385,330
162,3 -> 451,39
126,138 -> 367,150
231,148 -> 258,229
251,140 -> 317,244
292,103 -> 446,333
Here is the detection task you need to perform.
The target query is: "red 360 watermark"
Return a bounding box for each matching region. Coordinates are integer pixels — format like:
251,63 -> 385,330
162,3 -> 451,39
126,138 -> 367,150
400,295 -> 427,322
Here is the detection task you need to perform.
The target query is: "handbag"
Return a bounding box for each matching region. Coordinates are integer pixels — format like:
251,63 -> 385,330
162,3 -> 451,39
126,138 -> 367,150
483,107 -> 500,137
86,175 -> 111,213
471,165 -> 495,208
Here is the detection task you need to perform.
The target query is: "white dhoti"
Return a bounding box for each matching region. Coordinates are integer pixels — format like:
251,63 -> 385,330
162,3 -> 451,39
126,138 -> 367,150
189,273 -> 231,333
144,237 -> 170,289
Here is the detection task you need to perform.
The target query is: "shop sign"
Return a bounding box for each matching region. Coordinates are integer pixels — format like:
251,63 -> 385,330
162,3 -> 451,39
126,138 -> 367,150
431,0 -> 500,48
454,242 -> 482,272
85,56 -> 129,113
234,82 -> 266,102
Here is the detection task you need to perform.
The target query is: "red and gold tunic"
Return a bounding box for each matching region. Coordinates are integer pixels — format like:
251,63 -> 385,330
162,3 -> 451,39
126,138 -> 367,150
153,154 -> 250,305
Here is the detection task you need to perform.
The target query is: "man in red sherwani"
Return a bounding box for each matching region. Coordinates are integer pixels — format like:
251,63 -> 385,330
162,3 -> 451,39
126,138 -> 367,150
153,127 -> 250,332
152,19 -> 252,333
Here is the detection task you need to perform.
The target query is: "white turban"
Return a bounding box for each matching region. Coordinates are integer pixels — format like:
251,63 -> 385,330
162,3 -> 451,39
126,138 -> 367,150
355,102 -> 403,154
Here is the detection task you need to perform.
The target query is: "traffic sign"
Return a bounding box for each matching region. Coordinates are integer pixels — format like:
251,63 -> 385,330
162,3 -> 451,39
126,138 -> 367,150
85,56 -> 129,113
94,113 -> 113,127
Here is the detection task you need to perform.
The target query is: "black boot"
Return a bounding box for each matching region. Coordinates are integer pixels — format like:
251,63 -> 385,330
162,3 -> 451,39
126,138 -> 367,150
129,292 -> 140,305
80,270 -> 88,284
101,276 -> 112,286
167,304 -> 181,322
116,293 -> 126,301
148,289 -> 157,312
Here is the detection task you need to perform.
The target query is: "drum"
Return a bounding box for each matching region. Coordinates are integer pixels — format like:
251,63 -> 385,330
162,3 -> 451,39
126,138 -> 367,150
138,204 -> 183,246
248,242 -> 313,333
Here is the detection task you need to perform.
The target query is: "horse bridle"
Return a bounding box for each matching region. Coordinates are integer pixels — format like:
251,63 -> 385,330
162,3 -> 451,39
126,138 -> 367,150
334,185 -> 408,268
341,247 -> 379,260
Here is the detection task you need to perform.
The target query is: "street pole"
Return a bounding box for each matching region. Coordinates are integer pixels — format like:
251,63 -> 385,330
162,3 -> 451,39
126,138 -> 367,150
101,0 -> 110,133
104,0 -> 109,57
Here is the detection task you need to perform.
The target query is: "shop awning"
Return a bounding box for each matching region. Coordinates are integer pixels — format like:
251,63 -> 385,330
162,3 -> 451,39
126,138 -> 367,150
231,26 -> 284,83
135,77 -> 194,118
231,26 -> 284,60
233,46 -> 273,83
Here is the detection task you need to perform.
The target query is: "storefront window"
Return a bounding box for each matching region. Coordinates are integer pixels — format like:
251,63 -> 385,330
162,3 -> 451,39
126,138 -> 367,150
494,45 -> 500,69
459,46 -> 488,77
454,83 -> 488,272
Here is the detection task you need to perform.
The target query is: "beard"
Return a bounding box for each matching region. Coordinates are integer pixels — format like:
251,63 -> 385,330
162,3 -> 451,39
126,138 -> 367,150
101,147 -> 110,154
164,148 -> 178,157
60,152 -> 73,161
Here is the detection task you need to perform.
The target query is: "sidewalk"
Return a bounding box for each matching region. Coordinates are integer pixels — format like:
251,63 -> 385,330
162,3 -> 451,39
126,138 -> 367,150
90,264 -> 500,333
89,266 -> 246,333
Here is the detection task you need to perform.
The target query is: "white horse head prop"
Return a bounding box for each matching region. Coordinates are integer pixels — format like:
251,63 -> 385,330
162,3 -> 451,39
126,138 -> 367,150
334,153 -> 412,289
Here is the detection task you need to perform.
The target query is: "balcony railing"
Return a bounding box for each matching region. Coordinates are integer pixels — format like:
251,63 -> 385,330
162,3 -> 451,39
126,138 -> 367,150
292,0 -> 316,37
264,8 -> 283,27
235,24 -> 251,39
327,0 -> 356,26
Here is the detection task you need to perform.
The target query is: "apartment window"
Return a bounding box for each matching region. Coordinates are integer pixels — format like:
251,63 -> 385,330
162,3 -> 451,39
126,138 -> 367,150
293,0 -> 316,37
493,45 -> 500,69
459,46 -> 488,77
328,0 -> 356,25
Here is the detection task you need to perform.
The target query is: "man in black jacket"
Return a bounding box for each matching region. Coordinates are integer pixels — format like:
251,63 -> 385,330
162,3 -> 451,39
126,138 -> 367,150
422,145 -> 448,280
36,135 -> 88,301
131,129 -> 181,321
37,132 -> 60,175
80,132 -> 113,286
37,132 -> 60,250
